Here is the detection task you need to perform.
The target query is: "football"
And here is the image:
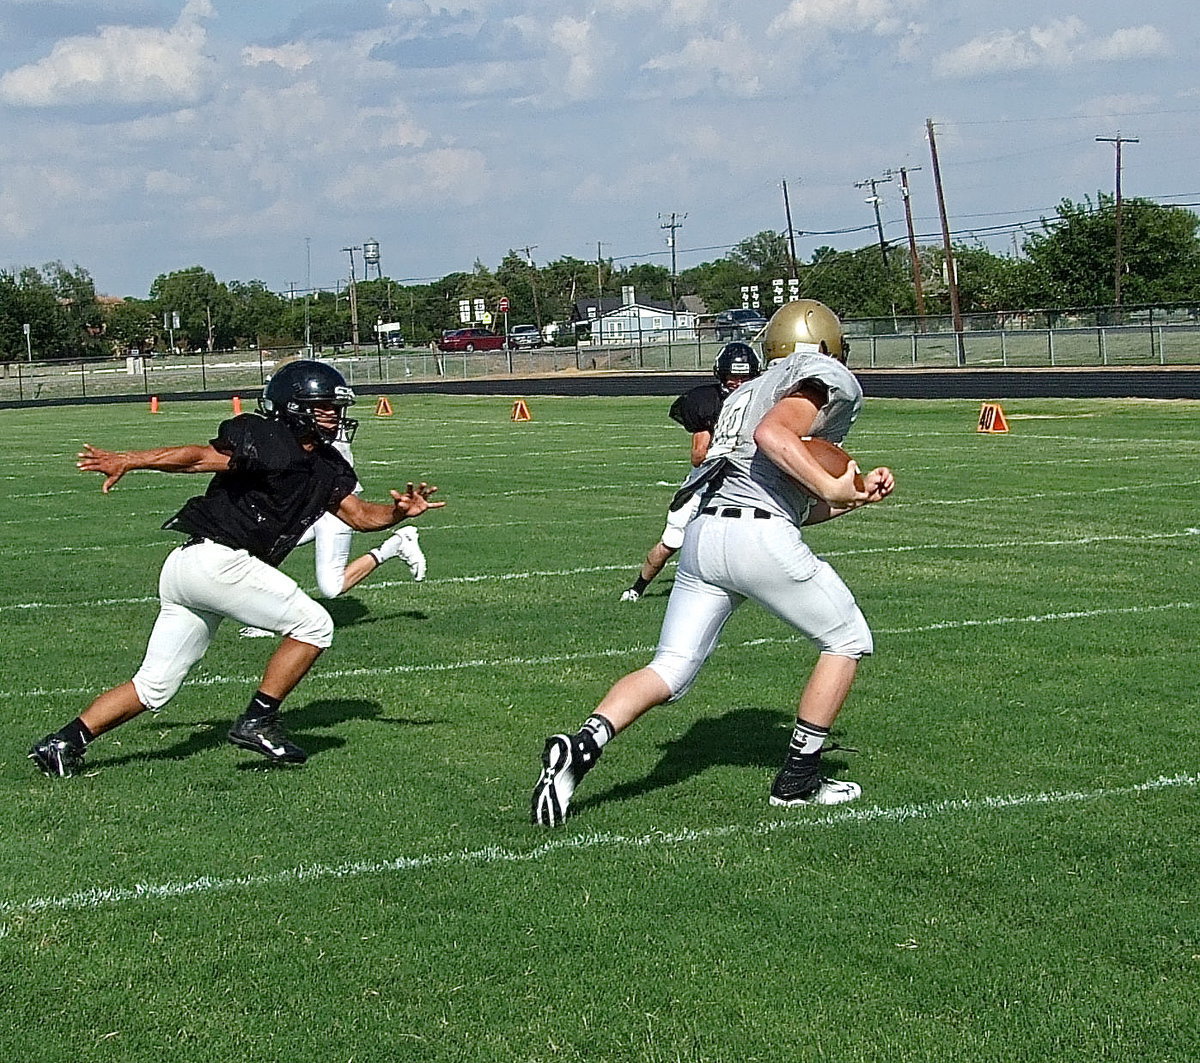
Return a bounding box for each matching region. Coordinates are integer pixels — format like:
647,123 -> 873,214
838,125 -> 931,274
801,436 -> 865,492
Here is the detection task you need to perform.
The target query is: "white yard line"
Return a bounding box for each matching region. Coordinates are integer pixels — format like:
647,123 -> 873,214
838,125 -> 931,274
9,600 -> 1198,699
2,527 -> 1195,610
3,772 -> 1195,920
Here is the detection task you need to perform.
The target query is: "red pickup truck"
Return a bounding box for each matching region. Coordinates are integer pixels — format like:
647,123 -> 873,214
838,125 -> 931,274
437,328 -> 507,352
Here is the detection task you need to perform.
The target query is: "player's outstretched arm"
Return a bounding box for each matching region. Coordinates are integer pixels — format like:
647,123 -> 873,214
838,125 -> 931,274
77,443 -> 231,493
336,482 -> 445,532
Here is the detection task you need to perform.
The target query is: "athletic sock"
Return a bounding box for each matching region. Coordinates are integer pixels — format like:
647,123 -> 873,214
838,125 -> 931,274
59,718 -> 95,748
630,575 -> 651,595
578,714 -> 615,749
244,690 -> 283,720
371,527 -> 414,566
782,719 -> 829,781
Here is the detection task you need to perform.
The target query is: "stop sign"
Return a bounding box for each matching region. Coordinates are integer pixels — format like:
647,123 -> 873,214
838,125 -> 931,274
498,297 -> 510,313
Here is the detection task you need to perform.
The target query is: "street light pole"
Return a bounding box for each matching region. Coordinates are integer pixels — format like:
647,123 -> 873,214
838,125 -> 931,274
341,245 -> 362,353
884,166 -> 927,330
855,175 -> 893,267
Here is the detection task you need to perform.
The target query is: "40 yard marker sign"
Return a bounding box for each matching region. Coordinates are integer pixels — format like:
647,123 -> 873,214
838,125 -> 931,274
977,402 -> 1009,434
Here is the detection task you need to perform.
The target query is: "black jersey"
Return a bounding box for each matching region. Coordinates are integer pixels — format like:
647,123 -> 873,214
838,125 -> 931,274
162,414 -> 358,567
668,381 -> 725,434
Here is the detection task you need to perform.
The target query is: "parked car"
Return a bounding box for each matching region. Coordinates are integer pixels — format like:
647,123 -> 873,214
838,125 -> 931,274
507,324 -> 543,350
437,327 -> 507,352
715,307 -> 768,341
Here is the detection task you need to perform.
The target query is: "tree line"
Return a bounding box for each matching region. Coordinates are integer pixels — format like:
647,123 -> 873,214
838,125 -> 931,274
4,195 -> 1200,362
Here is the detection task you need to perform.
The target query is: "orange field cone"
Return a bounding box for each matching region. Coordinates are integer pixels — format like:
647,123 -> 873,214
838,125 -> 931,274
511,399 -> 532,422
374,396 -> 394,416
232,395 -> 242,414
150,395 -> 159,414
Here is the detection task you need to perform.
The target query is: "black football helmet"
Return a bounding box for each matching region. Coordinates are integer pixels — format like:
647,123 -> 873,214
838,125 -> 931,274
713,342 -> 762,392
259,360 -> 358,444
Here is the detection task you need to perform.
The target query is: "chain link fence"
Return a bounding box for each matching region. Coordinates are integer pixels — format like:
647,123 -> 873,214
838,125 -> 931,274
5,315 -> 1200,405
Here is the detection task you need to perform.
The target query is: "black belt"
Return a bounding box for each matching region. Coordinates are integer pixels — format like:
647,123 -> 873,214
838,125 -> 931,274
180,535 -> 238,549
701,506 -> 771,519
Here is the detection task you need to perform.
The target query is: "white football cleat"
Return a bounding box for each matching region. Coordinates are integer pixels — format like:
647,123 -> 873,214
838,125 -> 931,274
238,626 -> 276,639
390,526 -> 426,581
769,772 -> 862,807
619,588 -> 641,602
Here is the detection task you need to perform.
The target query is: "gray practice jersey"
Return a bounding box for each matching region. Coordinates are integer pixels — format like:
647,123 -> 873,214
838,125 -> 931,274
678,349 -> 863,525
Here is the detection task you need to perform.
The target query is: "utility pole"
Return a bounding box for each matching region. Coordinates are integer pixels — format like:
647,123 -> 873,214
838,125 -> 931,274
855,175 -> 893,267
926,118 -> 965,366
884,166 -> 927,330
342,245 -> 362,353
781,179 -> 799,281
304,236 -> 312,353
520,245 -> 541,328
1096,132 -> 1139,310
659,211 -> 686,339
595,241 -> 610,304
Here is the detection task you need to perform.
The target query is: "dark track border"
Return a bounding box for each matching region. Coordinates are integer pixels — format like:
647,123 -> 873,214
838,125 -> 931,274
4,366 -> 1200,411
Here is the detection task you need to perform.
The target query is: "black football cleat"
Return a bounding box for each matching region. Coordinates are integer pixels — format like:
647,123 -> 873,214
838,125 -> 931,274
531,731 -> 602,827
29,734 -> 87,778
227,713 -> 308,765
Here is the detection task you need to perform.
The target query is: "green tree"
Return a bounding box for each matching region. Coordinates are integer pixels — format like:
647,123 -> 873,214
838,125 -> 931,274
679,257 -> 756,314
0,262 -> 104,361
614,262 -> 672,302
228,280 -> 287,347
1020,195 -> 1200,308
148,266 -> 236,351
801,246 -> 911,320
729,230 -> 793,277
102,297 -> 157,353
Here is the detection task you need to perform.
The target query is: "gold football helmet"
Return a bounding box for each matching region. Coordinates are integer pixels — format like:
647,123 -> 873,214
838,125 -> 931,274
762,299 -> 847,363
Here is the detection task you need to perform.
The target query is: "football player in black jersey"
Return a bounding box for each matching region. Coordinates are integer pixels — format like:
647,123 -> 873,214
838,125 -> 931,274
29,361 -> 443,778
619,342 -> 761,602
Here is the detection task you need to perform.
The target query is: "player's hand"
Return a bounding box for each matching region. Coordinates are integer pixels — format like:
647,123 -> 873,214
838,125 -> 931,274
77,443 -> 128,493
390,482 -> 445,520
825,462 -> 870,508
862,466 -> 895,503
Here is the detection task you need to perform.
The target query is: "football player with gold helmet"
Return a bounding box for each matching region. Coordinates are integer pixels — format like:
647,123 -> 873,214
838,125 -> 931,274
532,300 -> 894,826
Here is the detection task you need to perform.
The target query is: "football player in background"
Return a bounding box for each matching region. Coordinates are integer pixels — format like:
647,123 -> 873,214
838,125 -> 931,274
238,419 -> 427,639
533,300 -> 894,826
620,342 -> 761,602
30,360 -> 443,778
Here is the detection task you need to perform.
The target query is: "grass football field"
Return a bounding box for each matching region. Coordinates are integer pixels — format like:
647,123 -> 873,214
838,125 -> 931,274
1,392 -> 1198,1062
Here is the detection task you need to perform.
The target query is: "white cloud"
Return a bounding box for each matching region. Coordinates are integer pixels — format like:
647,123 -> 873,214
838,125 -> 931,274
242,43 -> 314,74
768,0 -> 924,39
0,0 -> 215,107
547,16 -> 603,100
1080,25 -> 1170,62
935,18 -> 1169,78
325,148 -> 491,208
1080,92 -> 1159,117
643,28 -> 760,98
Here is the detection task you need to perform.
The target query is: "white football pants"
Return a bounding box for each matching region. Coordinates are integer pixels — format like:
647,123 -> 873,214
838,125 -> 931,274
646,513 -> 873,699
296,510 -> 355,598
131,541 -> 335,710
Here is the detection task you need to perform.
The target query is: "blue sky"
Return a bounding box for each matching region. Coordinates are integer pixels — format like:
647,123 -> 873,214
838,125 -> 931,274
1,0 -> 1196,299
